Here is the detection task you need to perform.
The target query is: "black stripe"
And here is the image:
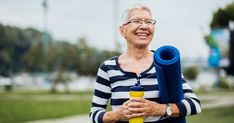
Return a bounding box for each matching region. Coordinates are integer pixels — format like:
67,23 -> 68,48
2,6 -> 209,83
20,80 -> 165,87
146,97 -> 161,103
94,89 -> 111,99
175,101 -> 187,117
111,86 -> 131,92
98,111 -> 105,123
111,85 -> 159,92
185,98 -> 197,115
183,89 -> 194,93
111,98 -> 128,106
142,85 -> 159,91
92,102 -> 107,109
110,74 -> 136,83
182,79 -> 187,83
191,98 -> 201,105
96,76 -> 110,86
92,110 -> 99,123
143,73 -> 157,78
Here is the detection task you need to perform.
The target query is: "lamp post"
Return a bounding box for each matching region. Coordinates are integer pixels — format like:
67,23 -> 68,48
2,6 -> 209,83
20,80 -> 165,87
113,0 -> 121,51
42,0 -> 48,53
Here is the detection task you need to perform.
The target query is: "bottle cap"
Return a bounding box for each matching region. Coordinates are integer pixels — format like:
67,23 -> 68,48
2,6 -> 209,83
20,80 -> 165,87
130,82 -> 144,91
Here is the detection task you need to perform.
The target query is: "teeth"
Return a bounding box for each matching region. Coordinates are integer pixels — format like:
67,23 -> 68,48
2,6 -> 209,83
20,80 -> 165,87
137,33 -> 147,36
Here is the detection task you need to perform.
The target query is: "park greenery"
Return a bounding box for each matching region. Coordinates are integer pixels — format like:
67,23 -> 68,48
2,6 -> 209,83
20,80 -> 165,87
183,65 -> 200,81
210,1 -> 234,28
0,90 -> 234,123
0,1 -> 234,123
0,23 -> 120,92
210,1 -> 234,76
0,23 -> 120,77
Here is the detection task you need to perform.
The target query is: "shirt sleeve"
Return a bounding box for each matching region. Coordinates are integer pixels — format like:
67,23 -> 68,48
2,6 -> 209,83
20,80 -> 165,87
175,76 -> 202,117
89,63 -> 111,123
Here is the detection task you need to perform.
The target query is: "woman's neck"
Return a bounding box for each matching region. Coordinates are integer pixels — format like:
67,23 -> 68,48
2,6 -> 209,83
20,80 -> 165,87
124,45 -> 151,60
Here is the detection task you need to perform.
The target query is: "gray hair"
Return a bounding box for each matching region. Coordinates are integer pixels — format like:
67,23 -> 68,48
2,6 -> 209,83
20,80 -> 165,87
121,5 -> 152,24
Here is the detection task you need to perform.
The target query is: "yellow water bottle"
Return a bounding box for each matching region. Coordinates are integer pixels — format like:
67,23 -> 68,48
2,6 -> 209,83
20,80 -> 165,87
129,82 -> 144,123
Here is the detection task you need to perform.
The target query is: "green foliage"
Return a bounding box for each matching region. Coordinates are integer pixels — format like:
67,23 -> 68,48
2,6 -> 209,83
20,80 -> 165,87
187,106 -> 234,123
183,65 -> 200,80
210,2 -> 234,28
218,77 -> 230,89
0,24 -> 30,76
0,92 -> 91,123
0,23 -> 121,76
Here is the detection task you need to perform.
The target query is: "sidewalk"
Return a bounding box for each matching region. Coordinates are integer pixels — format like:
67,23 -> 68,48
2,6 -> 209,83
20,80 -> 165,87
26,95 -> 234,123
26,114 -> 91,123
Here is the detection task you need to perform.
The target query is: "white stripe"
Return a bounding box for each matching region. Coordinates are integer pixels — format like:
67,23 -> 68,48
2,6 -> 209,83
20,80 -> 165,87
108,70 -> 124,77
184,93 -> 198,99
191,98 -> 202,113
91,107 -> 104,112
93,95 -> 108,105
94,110 -> 105,123
104,59 -> 116,65
140,78 -> 158,85
112,91 -> 130,99
145,116 -> 161,122
97,68 -> 109,80
111,105 -> 120,110
90,111 -> 94,122
111,79 -> 135,89
95,83 -> 111,93
181,74 -> 184,78
111,78 -> 157,89
182,99 -> 191,115
144,91 -> 159,98
111,91 -> 159,100
182,83 -> 192,90
146,68 -> 155,74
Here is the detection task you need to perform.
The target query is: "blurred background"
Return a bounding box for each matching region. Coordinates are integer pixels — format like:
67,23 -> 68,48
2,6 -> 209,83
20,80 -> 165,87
0,0 -> 234,123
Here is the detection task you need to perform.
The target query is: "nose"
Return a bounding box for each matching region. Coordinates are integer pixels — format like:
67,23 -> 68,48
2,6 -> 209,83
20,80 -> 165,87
139,23 -> 148,30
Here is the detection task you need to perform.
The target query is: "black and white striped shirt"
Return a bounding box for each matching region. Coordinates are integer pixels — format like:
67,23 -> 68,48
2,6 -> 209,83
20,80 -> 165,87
90,56 -> 201,123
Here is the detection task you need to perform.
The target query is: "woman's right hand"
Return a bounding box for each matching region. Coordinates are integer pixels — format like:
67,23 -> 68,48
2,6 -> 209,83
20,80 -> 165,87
113,100 -> 133,121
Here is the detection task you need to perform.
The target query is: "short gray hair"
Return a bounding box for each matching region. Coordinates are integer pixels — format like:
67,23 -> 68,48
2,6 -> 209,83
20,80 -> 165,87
121,5 -> 152,24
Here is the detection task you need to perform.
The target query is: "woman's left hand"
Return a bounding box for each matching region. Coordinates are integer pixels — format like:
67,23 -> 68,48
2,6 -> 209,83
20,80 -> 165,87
128,98 -> 166,117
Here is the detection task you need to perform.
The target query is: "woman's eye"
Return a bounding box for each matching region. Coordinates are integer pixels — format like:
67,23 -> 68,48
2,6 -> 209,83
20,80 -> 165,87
132,20 -> 141,24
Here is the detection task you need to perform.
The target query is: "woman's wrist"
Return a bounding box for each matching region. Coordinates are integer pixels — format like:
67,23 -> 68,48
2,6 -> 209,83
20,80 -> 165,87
103,110 -> 119,123
170,103 -> 180,117
151,102 -> 167,116
152,103 -> 180,117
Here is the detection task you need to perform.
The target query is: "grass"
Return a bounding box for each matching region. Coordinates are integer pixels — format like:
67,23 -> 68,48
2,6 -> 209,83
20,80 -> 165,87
187,106 -> 234,123
0,89 -> 234,123
0,90 -> 92,123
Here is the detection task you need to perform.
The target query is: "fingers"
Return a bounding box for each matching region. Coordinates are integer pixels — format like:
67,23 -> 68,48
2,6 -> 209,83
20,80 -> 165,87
130,97 -> 145,102
118,99 -> 154,120
131,112 -> 145,118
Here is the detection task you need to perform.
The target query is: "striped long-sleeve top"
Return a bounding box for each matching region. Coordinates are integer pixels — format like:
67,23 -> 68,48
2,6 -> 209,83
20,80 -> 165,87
90,56 -> 201,123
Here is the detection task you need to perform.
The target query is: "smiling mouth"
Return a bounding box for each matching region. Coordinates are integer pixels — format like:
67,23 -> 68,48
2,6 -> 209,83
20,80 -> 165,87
135,32 -> 149,38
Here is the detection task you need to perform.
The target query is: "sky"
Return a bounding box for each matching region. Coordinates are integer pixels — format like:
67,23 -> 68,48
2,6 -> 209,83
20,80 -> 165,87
0,0 -> 233,59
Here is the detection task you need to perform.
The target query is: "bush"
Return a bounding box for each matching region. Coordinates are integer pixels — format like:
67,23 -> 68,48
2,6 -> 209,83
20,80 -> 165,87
183,65 -> 200,80
218,77 -> 230,89
4,85 -> 13,92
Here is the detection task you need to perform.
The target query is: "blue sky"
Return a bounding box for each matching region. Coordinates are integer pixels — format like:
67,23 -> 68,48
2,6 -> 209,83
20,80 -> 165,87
0,0 -> 233,59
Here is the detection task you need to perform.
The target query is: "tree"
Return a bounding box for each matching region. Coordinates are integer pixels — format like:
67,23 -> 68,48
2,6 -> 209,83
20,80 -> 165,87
0,24 -> 30,76
210,2 -> 234,75
183,65 -> 199,81
210,2 -> 234,28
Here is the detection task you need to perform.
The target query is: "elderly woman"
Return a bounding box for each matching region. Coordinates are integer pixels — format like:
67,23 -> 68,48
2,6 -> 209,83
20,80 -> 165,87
90,5 -> 201,123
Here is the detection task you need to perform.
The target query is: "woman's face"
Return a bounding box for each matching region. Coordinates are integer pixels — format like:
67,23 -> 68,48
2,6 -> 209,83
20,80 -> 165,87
120,9 -> 155,48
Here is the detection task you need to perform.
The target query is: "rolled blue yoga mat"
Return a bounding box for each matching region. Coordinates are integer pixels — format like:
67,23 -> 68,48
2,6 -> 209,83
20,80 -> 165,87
154,45 -> 186,123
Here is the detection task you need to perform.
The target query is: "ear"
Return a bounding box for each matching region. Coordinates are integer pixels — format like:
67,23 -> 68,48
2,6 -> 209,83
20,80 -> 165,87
119,26 -> 126,38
